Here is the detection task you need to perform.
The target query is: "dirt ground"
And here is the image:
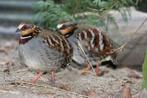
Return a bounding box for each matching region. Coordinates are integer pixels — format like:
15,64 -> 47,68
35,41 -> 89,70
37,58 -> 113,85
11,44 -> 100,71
0,35 -> 143,98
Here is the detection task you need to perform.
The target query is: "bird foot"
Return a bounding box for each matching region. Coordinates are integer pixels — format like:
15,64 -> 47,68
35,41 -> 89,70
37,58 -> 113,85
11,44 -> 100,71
48,70 -> 56,86
95,63 -> 102,76
81,64 -> 91,75
31,71 -> 43,84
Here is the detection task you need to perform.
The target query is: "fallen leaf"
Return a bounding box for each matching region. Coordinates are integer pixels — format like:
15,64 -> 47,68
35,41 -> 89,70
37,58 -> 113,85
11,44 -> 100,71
58,84 -> 71,91
81,90 -> 99,98
122,84 -> 132,98
0,48 -> 8,55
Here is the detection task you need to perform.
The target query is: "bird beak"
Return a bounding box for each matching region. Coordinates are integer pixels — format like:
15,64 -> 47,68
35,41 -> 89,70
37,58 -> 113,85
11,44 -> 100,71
16,28 -> 20,32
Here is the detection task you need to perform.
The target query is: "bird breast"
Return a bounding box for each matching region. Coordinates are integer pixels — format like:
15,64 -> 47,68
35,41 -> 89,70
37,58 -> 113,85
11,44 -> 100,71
18,37 -> 66,71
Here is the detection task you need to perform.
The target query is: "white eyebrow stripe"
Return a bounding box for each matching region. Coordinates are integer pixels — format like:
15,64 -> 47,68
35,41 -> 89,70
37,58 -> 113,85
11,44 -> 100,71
18,24 -> 25,29
57,24 -> 63,29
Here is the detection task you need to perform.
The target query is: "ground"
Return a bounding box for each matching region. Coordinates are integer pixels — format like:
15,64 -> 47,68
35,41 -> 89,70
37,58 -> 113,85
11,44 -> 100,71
0,8 -> 147,98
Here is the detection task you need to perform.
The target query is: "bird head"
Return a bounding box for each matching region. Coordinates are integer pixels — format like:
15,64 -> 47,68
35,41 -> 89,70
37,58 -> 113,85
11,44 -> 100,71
56,21 -> 78,37
16,23 -> 41,44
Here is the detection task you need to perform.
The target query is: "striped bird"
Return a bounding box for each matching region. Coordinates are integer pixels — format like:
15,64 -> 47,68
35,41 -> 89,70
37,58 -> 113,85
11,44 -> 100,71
56,22 -> 119,72
17,23 -> 73,83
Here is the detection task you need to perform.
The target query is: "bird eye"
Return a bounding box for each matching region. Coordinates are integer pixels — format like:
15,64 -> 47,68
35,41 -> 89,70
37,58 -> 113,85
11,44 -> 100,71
21,26 -> 27,30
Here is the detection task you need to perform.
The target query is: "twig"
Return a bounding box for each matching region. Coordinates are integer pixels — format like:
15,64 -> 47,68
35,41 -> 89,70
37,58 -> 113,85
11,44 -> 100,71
133,17 -> 147,34
118,17 -> 147,61
13,80 -> 90,98
110,17 -> 147,56
0,89 -> 20,94
77,41 -> 95,74
0,48 -> 8,55
14,68 -> 29,73
112,42 -> 127,53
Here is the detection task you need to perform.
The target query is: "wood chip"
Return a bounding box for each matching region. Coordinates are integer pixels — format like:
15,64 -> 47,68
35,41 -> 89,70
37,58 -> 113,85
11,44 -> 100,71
58,84 -> 71,91
0,48 -> 8,55
81,90 -> 99,98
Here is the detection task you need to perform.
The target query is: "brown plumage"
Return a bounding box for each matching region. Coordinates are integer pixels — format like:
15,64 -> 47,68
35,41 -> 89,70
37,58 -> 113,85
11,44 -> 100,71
57,22 -> 118,69
17,23 -> 73,83
76,28 -> 114,56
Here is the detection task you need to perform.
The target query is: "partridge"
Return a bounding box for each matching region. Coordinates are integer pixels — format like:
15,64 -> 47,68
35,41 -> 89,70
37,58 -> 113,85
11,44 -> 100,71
56,21 -> 120,73
17,23 -> 73,83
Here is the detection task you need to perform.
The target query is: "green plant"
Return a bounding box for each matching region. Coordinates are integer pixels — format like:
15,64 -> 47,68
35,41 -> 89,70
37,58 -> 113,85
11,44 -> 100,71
33,0 -> 74,29
33,0 -> 138,29
142,50 -> 147,89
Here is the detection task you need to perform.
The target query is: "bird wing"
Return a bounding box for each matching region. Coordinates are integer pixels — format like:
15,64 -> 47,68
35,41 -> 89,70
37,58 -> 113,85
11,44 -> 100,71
41,30 -> 73,59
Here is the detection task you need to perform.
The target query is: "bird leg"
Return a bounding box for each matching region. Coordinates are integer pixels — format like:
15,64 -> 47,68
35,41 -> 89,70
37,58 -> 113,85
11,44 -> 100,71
31,70 -> 43,84
51,70 -> 56,83
50,69 -> 56,85
95,62 -> 101,76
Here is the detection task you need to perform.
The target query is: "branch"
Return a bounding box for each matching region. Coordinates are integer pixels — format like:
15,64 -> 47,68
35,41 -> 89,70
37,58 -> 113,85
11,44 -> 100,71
73,12 -> 100,18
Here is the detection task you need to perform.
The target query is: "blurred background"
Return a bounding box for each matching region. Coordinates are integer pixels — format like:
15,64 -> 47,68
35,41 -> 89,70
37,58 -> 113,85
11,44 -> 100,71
0,0 -> 37,35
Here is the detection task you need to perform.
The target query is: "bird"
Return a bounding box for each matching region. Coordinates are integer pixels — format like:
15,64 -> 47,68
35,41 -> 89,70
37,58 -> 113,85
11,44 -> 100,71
16,23 -> 73,84
56,21 -> 120,74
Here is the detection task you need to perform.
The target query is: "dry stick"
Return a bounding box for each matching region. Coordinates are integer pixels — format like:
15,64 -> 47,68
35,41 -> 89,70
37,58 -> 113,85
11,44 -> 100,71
110,17 -> 147,54
134,17 -> 147,34
14,80 -> 90,98
112,42 -> 127,54
77,41 -> 95,74
127,17 -> 147,42
118,17 -> 147,62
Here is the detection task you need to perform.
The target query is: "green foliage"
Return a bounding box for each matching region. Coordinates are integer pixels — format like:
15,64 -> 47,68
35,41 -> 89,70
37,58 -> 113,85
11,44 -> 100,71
33,0 -> 138,29
142,50 -> 147,89
33,0 -> 74,29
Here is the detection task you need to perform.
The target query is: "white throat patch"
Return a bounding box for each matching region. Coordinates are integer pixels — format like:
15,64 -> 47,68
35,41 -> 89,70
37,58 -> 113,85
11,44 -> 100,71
20,36 -> 32,39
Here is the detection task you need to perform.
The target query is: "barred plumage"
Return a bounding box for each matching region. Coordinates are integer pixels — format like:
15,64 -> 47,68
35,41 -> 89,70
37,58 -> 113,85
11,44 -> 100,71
57,22 -> 118,68
42,31 -> 73,59
76,28 -> 113,56
17,23 -> 73,76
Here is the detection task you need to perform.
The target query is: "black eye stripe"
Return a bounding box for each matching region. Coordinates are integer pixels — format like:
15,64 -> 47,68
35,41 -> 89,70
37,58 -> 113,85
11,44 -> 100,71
21,26 -> 27,30
21,24 -> 33,30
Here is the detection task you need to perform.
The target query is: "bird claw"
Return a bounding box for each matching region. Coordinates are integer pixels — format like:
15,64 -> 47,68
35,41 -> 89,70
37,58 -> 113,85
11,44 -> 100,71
31,71 -> 43,84
80,64 -> 91,75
